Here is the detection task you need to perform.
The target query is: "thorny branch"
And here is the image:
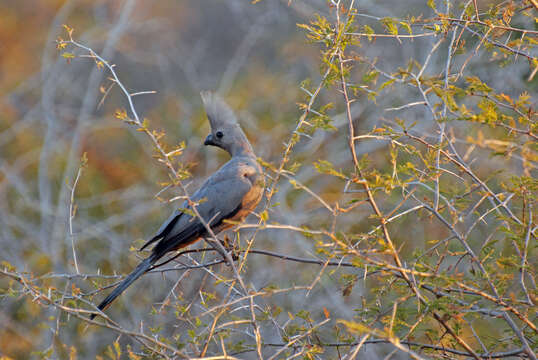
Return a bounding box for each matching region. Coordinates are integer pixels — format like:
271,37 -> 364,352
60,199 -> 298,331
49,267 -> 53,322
1,0 -> 535,358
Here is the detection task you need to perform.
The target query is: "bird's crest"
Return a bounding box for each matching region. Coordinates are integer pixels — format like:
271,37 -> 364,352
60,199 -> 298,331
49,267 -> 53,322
200,91 -> 238,129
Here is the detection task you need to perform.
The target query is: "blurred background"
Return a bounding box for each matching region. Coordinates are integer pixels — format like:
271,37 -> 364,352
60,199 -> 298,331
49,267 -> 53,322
0,0 -> 535,358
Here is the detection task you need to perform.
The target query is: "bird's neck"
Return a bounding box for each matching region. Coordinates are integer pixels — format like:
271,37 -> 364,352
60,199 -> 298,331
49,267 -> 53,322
229,130 -> 255,157
230,140 -> 255,157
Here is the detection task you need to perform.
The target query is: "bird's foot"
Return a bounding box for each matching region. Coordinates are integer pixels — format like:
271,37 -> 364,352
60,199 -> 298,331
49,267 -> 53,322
220,235 -> 239,261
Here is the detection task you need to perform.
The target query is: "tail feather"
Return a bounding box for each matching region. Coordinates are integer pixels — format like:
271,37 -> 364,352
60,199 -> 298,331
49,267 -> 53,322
91,254 -> 157,320
91,222 -> 209,320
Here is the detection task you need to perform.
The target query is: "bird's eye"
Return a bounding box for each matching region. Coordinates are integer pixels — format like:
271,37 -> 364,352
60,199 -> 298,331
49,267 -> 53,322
216,131 -> 224,139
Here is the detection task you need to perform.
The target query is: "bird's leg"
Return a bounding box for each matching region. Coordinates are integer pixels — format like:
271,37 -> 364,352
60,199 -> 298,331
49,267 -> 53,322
220,234 -> 239,261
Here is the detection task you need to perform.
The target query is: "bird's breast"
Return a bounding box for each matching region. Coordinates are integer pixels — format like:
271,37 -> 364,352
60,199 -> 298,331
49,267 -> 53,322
232,170 -> 264,222
232,186 -> 263,223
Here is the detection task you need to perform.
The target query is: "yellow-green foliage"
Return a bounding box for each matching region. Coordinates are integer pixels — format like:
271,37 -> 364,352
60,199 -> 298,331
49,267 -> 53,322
0,1 -> 536,359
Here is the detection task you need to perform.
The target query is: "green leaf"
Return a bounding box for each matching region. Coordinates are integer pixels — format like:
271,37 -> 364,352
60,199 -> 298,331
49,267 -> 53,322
380,17 -> 398,35
61,52 -> 75,59
314,160 -> 347,179
379,79 -> 396,91
399,21 -> 412,34
362,70 -> 379,83
113,342 -> 121,358
466,76 -> 492,93
363,25 -> 375,41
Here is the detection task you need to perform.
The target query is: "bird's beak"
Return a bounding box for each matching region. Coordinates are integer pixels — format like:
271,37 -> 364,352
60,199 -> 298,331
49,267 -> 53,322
204,134 -> 215,146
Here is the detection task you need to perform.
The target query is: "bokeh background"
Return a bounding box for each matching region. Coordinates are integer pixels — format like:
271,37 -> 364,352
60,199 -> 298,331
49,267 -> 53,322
0,0 -> 536,358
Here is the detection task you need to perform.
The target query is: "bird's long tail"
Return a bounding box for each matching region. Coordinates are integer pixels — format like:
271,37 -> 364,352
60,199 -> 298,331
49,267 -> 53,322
91,253 -> 158,320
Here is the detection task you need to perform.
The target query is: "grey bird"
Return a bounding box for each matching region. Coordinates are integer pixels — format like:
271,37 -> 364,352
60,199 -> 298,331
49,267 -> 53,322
91,92 -> 264,319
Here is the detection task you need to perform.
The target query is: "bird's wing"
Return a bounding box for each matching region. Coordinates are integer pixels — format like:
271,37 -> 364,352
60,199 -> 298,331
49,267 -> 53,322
142,164 -> 253,254
139,206 -> 185,251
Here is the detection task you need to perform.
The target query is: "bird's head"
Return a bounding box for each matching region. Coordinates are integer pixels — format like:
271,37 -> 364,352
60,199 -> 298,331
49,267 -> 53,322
201,91 -> 254,156
203,124 -> 239,150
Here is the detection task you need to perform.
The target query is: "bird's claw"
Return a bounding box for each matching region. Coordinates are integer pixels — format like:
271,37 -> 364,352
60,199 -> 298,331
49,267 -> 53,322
220,235 -> 239,262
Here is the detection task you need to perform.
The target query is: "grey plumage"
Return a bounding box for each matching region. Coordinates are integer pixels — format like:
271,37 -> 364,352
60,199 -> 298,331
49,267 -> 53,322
91,92 -> 264,319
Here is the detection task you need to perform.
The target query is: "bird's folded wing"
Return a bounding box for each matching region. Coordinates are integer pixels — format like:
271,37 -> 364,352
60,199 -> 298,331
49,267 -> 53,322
141,171 -> 252,252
